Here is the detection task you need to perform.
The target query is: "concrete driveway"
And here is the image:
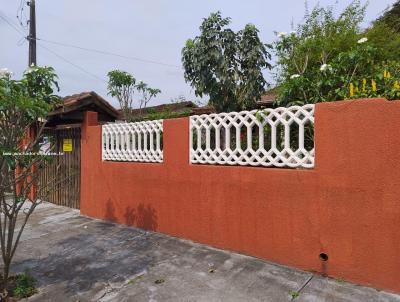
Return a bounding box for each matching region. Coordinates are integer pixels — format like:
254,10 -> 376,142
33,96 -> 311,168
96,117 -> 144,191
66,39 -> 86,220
11,203 -> 400,302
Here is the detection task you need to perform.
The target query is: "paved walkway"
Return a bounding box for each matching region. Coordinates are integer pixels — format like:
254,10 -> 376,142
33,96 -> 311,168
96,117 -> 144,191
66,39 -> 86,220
11,203 -> 400,301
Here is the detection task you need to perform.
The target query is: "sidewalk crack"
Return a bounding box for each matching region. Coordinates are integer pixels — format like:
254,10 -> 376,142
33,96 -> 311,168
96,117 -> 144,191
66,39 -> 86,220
291,274 -> 314,301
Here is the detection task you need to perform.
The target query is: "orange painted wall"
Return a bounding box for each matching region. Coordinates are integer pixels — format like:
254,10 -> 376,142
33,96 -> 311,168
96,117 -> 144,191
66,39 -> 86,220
80,99 -> 400,293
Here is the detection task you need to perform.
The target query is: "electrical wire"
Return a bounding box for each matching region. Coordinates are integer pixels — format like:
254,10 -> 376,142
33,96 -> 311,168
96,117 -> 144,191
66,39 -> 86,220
0,12 -> 25,35
16,0 -> 29,31
0,12 -> 27,45
1,9 -> 185,90
36,38 -> 181,69
37,44 -> 107,83
1,10 -> 181,69
1,12 -> 107,83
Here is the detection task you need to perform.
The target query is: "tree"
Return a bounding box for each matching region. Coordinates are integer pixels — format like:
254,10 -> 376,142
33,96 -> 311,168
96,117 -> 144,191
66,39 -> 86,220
135,81 -> 161,111
182,11 -> 272,113
107,70 -> 136,122
107,70 -> 161,121
375,0 -> 400,33
367,1 -> 400,62
0,66 -> 60,293
274,1 -> 400,107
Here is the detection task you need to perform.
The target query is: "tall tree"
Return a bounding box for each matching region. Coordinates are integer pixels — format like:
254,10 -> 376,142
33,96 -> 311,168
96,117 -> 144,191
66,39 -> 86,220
375,1 -> 400,33
182,12 -> 272,112
107,70 -> 136,121
107,70 -> 161,121
0,66 -> 60,294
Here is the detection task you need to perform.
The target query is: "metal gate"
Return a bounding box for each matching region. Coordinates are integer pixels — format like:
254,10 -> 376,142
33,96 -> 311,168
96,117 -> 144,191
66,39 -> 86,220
38,127 -> 81,209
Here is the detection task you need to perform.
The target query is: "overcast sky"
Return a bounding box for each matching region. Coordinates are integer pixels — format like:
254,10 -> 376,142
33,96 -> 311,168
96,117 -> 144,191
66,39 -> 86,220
0,0 -> 395,108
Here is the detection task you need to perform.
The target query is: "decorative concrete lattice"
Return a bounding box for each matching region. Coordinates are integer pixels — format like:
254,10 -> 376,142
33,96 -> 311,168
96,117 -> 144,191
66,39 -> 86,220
190,105 -> 315,168
102,120 -> 163,162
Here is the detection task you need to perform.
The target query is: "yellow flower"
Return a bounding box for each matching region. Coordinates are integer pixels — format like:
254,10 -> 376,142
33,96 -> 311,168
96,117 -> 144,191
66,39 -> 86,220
394,81 -> 400,90
371,80 -> 377,92
387,72 -> 391,78
349,83 -> 354,97
362,78 -> 367,91
384,70 -> 387,78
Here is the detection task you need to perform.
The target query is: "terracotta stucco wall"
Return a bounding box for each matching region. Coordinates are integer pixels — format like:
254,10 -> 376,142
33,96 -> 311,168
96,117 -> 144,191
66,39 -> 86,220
80,99 -> 400,293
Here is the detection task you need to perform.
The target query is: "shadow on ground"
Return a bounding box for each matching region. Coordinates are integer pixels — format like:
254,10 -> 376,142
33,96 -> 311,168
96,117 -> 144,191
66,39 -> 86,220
14,222 -> 155,295
10,203 -> 400,302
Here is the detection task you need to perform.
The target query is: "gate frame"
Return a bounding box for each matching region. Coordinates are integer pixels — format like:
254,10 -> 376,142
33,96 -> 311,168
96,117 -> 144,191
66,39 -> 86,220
36,91 -> 119,209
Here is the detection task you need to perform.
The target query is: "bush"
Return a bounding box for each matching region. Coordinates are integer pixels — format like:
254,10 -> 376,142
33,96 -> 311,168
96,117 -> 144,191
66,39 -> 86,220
347,62 -> 400,100
13,272 -> 36,298
274,1 -> 400,107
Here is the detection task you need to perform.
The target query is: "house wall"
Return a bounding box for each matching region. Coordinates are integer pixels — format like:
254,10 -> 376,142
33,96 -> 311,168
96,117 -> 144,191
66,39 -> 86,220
80,98 -> 400,293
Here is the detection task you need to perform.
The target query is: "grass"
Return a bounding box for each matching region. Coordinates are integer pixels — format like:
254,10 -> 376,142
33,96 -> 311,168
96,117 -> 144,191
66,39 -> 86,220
127,274 -> 144,285
13,272 -> 37,298
290,290 -> 300,299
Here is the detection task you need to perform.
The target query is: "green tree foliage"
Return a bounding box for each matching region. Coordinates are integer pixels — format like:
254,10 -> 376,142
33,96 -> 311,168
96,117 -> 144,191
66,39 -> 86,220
107,70 -> 161,121
375,0 -> 400,33
135,81 -> 161,111
367,0 -> 400,62
365,22 -> 400,62
107,70 -> 136,121
182,12 -> 272,112
0,66 -> 59,157
274,1 -> 400,107
0,66 -> 60,292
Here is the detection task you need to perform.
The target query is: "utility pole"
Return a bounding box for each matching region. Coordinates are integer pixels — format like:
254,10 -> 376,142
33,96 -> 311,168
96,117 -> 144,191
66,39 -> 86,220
28,0 -> 37,66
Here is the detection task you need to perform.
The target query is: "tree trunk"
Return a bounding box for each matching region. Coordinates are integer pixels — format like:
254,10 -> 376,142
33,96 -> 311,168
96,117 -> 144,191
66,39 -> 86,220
2,259 -> 10,289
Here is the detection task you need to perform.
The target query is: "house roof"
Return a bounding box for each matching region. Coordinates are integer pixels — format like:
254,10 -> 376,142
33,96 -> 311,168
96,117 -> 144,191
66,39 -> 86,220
192,94 -> 276,114
46,91 -> 119,127
257,94 -> 277,107
120,94 -> 277,121
49,91 -> 119,118
118,101 -> 208,120
121,101 -> 197,117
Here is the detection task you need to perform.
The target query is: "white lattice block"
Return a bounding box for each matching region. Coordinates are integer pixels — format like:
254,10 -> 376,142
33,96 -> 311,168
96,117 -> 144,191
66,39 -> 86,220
190,105 -> 315,168
102,120 -> 163,163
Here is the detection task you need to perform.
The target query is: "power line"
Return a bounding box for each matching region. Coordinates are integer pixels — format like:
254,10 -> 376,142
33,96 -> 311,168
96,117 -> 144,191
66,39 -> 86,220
38,44 -> 107,83
16,0 -> 29,31
1,11 -> 182,69
36,38 -> 181,68
0,12 -> 28,46
1,10 -> 184,86
0,12 -> 25,35
1,12 -> 107,83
